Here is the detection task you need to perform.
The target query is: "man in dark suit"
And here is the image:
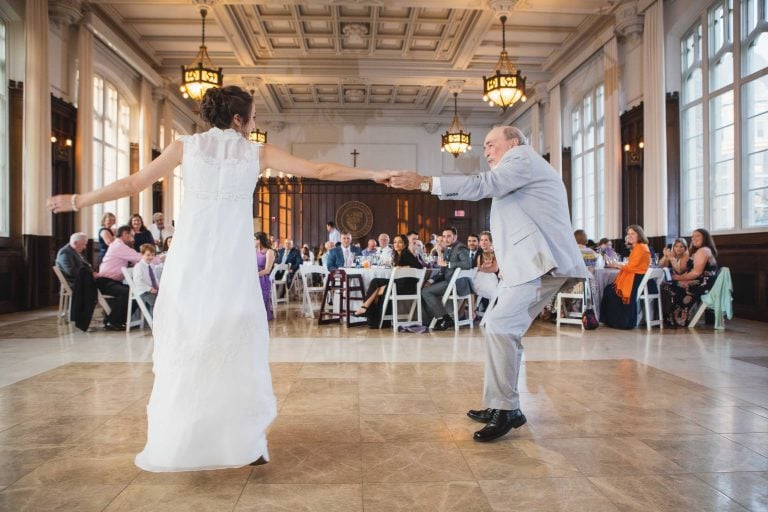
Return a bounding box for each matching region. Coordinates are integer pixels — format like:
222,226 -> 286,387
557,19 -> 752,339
326,231 -> 362,270
56,232 -> 91,287
275,239 -> 303,286
421,226 -> 471,330
467,233 -> 483,268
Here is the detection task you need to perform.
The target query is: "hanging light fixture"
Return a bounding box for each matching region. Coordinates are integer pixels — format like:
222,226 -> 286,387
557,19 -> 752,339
249,128 -> 268,144
179,7 -> 223,102
441,92 -> 471,158
482,15 -> 527,111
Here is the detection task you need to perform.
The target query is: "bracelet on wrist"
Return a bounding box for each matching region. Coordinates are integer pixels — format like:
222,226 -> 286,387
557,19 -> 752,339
70,194 -> 80,212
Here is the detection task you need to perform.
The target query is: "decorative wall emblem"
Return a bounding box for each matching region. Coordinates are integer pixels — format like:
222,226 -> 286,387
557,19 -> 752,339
336,201 -> 373,238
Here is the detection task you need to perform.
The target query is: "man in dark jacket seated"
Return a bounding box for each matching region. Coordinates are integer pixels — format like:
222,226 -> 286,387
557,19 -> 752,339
56,232 -> 98,330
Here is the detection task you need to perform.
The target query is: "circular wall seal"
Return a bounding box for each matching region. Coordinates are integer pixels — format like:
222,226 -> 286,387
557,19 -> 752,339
336,201 -> 373,239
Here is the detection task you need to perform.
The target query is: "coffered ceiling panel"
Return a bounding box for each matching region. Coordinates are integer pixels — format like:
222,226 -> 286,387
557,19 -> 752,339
92,0 -> 621,125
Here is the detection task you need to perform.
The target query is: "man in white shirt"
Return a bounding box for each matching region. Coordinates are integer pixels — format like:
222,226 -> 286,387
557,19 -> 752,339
377,233 -> 393,261
148,212 -> 175,247
327,221 -> 341,245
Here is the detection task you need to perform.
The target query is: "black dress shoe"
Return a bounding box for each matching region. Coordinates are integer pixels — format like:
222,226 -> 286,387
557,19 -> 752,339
104,322 -> 125,331
473,409 -> 527,442
249,456 -> 268,466
467,408 -> 493,423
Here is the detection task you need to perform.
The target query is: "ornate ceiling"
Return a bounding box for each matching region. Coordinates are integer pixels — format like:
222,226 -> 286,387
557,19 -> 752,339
91,0 -> 621,125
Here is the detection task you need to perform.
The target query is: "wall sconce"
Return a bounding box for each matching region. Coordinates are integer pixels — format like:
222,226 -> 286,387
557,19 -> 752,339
623,139 -> 644,165
51,134 -> 74,160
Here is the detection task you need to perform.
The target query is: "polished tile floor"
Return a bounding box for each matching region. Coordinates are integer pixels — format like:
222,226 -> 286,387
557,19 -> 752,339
0,305 -> 767,511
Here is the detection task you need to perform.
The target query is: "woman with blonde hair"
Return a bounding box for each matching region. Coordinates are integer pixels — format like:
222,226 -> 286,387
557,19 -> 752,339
97,212 -> 116,260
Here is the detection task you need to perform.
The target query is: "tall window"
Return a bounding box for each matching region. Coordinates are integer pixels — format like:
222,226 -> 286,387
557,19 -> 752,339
681,0 -> 768,232
0,19 -> 8,237
92,76 -> 131,235
570,84 -> 605,239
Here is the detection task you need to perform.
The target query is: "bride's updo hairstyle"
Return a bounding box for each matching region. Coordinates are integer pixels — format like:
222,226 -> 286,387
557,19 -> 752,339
200,86 -> 253,129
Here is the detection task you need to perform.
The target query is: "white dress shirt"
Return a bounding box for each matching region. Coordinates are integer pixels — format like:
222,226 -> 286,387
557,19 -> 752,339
133,260 -> 164,296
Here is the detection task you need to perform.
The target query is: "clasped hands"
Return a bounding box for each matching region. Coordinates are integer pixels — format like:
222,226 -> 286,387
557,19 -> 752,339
374,170 -> 425,190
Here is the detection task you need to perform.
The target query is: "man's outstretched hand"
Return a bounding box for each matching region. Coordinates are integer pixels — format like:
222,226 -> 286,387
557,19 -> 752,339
389,171 -> 424,191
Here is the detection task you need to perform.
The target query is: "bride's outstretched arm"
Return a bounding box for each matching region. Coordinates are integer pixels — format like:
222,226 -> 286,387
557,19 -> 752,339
47,140 -> 183,213
260,143 -> 391,184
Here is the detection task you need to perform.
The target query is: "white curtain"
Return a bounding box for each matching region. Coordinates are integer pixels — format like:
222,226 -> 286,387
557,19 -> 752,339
139,77 -> 154,220
642,0 -> 668,237
22,0 -> 51,236
75,20 -> 94,234
603,37 -> 622,239
548,84 -> 562,174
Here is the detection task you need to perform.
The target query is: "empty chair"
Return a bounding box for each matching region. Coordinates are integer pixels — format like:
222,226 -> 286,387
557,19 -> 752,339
300,264 -> 329,318
270,263 -> 291,310
554,278 -> 587,329
637,267 -> 665,330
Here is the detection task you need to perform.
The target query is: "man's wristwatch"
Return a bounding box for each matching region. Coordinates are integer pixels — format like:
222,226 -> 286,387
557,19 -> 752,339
419,179 -> 430,192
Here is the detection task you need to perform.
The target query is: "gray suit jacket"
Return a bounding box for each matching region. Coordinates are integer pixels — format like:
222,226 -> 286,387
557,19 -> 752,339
431,242 -> 472,295
56,244 -> 90,287
439,145 -> 588,287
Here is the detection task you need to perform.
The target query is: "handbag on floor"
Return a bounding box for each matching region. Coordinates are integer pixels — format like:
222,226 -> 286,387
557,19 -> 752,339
582,281 -> 599,330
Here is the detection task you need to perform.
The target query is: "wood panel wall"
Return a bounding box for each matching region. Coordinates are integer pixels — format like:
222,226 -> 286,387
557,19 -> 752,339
253,178 -> 492,250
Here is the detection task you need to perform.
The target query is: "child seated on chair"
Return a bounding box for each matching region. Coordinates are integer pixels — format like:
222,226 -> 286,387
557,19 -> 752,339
133,243 -> 163,315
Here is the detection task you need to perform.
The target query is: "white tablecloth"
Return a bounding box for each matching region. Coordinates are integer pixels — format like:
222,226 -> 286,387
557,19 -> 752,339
593,268 -> 620,319
343,267 -> 392,290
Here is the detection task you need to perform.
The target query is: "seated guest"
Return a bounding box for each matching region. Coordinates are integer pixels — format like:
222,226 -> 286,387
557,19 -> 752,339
148,211 -> 175,248
300,243 -> 315,264
422,226 -> 471,330
362,239 -> 378,257
377,233 -> 393,263
659,237 -> 689,276
318,241 -> 334,266
130,214 -> 154,252
597,237 -> 618,262
97,212 -> 116,262
56,232 -> 92,288
354,234 -> 423,327
599,225 -> 651,329
661,229 -> 718,327
132,243 -> 163,316
162,236 -> 173,253
275,239 -> 302,285
326,231 -> 362,270
410,239 -> 428,266
472,231 -> 499,301
467,234 -> 482,269
254,232 -> 275,321
99,225 -> 162,329
544,229 -> 598,320
56,232 -> 99,330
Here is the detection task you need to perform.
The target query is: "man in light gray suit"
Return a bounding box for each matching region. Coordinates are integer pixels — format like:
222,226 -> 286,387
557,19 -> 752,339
391,126 -> 587,442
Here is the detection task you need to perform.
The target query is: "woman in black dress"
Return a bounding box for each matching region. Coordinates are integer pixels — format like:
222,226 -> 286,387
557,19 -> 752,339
97,212 -> 116,260
354,234 -> 423,327
130,213 -> 155,252
661,228 -> 718,327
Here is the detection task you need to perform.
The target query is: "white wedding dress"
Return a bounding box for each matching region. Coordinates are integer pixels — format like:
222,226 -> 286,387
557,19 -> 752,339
135,127 -> 276,472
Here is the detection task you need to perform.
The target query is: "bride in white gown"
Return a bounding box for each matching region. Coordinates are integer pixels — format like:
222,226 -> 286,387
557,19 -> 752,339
48,86 -> 390,472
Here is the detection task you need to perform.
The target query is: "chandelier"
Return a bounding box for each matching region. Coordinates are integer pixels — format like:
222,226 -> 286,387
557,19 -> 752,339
179,7 -> 222,102
441,92 -> 471,158
249,129 -> 268,144
482,15 -> 527,111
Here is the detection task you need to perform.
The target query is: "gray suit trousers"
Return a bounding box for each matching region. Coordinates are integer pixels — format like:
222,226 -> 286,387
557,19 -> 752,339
421,280 -> 450,324
483,275 -> 568,410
